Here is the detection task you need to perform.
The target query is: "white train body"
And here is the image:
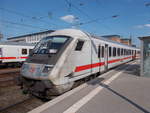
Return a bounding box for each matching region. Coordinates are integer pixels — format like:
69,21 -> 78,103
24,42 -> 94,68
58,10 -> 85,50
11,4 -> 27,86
0,42 -> 34,66
20,29 -> 140,98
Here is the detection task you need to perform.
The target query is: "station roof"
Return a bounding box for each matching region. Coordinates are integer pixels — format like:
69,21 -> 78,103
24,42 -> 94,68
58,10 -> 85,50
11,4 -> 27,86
0,41 -> 35,46
101,35 -> 121,38
139,36 -> 150,40
7,30 -> 54,40
121,38 -> 131,41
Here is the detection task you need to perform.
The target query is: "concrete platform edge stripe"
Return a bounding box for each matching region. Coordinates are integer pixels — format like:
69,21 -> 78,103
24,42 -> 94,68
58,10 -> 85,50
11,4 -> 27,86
63,62 -> 135,113
28,61 -> 135,113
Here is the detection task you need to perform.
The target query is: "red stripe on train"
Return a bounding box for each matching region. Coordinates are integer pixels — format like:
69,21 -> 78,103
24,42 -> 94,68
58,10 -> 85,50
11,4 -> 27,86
75,62 -> 105,72
20,57 -> 28,59
75,56 -> 133,72
0,57 -> 28,59
108,59 -> 121,64
0,57 -> 16,59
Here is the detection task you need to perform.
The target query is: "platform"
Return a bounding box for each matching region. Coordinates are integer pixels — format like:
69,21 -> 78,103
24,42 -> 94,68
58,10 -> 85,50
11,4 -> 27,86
29,60 -> 150,113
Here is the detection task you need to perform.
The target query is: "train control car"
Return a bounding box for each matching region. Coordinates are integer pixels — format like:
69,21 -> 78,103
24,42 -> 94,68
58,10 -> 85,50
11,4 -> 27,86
20,29 -> 140,99
0,42 -> 34,67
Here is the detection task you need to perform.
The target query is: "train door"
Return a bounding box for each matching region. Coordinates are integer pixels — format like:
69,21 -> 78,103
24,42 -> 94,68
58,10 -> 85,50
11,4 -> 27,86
0,48 -> 2,57
98,45 -> 101,73
0,48 -> 2,62
104,44 -> 108,71
133,50 -> 136,59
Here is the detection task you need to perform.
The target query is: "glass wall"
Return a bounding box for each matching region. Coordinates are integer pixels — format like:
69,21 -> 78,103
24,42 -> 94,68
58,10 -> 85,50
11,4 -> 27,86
143,39 -> 150,77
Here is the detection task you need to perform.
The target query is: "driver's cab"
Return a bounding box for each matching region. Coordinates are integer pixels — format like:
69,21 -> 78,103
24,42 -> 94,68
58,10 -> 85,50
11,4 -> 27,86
27,36 -> 72,65
21,35 -> 73,79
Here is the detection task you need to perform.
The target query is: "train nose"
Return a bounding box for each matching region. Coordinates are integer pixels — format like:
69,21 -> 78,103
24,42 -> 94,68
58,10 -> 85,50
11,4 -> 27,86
21,63 -> 50,79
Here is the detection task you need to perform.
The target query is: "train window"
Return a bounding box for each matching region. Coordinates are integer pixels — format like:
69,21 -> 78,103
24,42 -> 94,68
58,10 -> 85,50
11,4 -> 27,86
0,48 -> 2,55
22,49 -> 27,55
121,48 -> 123,55
113,47 -> 116,57
125,49 -> 127,55
117,48 -> 120,56
102,46 -> 104,58
129,50 -> 131,55
126,49 -> 128,55
75,40 -> 84,51
109,47 -> 112,57
98,45 -> 101,58
126,49 -> 129,55
124,49 -> 126,55
132,50 -> 134,55
128,50 -> 130,55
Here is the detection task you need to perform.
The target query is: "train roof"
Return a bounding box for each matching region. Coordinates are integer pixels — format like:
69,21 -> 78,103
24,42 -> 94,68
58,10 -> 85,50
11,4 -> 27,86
8,30 -> 54,40
0,41 -> 35,46
91,35 -> 139,50
48,29 -> 140,50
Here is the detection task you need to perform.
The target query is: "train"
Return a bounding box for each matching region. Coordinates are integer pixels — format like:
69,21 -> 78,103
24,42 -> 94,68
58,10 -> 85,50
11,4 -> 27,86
0,42 -> 34,67
20,29 -> 140,99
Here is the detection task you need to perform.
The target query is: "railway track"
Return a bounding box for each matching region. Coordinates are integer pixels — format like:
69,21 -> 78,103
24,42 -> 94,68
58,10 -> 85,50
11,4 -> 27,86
0,96 -> 45,113
0,68 -> 20,87
0,68 -> 20,75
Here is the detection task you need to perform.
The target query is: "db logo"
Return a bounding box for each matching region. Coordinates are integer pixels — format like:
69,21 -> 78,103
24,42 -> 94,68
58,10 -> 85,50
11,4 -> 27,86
29,67 -> 35,73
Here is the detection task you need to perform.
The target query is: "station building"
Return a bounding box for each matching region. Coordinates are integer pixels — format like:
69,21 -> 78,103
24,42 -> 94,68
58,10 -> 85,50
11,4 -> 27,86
121,38 -> 132,46
102,35 -> 132,46
102,35 -> 122,43
7,30 -> 54,44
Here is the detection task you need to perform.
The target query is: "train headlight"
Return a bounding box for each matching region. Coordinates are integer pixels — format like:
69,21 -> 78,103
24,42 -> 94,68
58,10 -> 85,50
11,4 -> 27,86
42,65 -> 53,73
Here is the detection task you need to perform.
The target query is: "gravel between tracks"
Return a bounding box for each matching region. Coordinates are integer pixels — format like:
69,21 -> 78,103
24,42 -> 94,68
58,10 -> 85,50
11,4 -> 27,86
0,86 -> 29,111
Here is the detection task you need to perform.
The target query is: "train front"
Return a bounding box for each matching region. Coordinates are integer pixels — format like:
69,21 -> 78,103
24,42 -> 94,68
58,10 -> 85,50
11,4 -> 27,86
20,35 -> 73,99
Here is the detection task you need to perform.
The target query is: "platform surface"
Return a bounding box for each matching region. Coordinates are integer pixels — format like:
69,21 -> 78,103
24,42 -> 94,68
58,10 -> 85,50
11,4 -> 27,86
29,60 -> 150,113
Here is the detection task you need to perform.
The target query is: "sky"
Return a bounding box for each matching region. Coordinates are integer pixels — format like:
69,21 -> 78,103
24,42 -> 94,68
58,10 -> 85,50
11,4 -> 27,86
0,0 -> 150,46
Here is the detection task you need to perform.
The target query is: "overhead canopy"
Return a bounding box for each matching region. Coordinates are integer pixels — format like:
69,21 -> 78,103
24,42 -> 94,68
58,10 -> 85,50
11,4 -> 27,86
139,36 -> 150,40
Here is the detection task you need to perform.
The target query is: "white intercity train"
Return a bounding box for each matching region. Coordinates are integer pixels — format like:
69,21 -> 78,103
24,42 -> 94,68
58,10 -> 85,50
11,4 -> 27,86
0,42 -> 34,67
20,29 -> 140,99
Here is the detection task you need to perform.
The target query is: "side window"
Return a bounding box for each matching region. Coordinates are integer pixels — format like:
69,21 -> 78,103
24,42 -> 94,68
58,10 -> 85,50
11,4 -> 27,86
98,45 -> 101,58
121,48 -> 123,56
124,49 -> 126,55
124,49 -> 127,55
132,50 -> 134,55
102,46 -> 104,58
75,40 -> 84,51
126,49 -> 128,55
129,50 -> 131,55
113,47 -> 116,57
22,49 -> 27,55
0,48 -> 2,55
117,48 -> 120,56
128,49 -> 130,55
109,47 -> 112,57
